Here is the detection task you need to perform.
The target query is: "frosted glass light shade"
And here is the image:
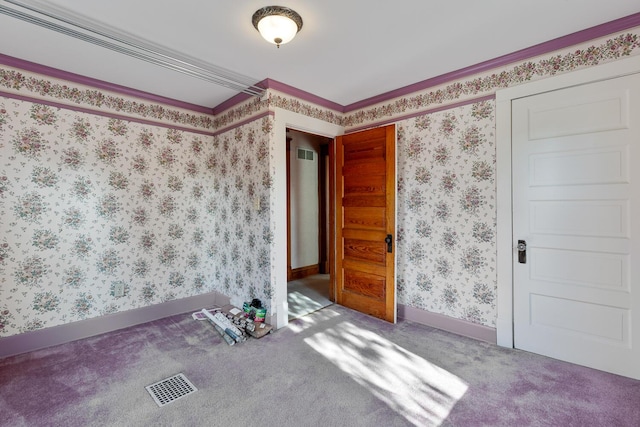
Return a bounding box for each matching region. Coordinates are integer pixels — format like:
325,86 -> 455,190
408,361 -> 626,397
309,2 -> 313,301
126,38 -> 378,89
257,15 -> 298,46
252,6 -> 303,48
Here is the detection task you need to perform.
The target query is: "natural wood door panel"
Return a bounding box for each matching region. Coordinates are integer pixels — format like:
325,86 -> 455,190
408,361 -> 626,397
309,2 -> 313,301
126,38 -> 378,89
343,270 -> 386,299
340,292 -> 387,319
342,195 -> 386,208
336,124 -> 396,323
344,207 -> 386,230
344,139 -> 386,162
344,238 -> 386,264
343,159 -> 386,176
342,228 -> 386,241
344,173 -> 386,196
342,258 -> 387,277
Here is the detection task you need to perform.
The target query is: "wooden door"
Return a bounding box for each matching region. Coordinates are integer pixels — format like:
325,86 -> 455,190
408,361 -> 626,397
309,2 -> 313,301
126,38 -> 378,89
512,73 -> 640,379
335,124 -> 396,322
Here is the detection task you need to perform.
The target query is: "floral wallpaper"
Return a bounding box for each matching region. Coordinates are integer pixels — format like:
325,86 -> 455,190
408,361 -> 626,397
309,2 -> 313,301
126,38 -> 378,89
396,100 -> 497,327
209,118 -> 274,310
0,97 -> 273,337
1,27 -> 639,339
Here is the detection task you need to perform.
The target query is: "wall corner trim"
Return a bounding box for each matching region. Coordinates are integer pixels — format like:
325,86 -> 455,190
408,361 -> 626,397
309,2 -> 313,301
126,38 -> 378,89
213,78 -> 346,116
398,304 -> 497,344
0,291 -> 224,359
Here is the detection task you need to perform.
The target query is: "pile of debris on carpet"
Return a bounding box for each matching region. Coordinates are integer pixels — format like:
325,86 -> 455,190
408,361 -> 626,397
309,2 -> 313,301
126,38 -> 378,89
193,299 -> 273,345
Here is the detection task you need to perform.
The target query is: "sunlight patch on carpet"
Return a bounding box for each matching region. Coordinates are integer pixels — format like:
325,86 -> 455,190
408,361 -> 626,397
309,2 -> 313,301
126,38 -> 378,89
145,373 -> 197,407
304,321 -> 468,426
287,290 -> 331,320
287,308 -> 342,333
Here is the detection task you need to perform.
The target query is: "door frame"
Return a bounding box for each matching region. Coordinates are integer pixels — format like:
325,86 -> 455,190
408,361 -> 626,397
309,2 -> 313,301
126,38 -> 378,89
271,108 -> 344,329
495,54 -> 640,348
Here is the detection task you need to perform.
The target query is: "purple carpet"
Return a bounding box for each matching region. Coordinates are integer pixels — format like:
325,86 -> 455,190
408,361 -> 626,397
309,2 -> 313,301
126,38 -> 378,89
1,305 -> 639,426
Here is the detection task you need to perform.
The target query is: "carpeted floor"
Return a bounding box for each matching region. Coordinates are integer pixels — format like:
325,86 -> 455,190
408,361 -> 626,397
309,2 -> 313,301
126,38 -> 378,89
1,304 -> 639,426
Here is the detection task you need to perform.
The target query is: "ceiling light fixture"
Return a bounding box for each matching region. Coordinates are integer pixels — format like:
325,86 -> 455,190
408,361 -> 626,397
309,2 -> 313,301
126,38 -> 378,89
252,6 -> 303,48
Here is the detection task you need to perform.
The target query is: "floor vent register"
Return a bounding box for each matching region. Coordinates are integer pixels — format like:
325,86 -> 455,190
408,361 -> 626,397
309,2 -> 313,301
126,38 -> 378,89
145,373 -> 197,407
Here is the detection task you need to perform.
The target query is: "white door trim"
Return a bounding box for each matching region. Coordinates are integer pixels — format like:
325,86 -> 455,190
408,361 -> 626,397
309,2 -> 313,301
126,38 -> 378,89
271,107 -> 344,329
495,54 -> 640,348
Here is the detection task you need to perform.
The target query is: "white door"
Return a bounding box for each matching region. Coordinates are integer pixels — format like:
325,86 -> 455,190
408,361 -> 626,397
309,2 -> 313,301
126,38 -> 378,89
512,72 -> 640,380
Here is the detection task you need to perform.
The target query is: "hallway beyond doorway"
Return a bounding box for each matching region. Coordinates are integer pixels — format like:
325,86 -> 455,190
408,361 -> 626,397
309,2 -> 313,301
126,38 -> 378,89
287,274 -> 332,320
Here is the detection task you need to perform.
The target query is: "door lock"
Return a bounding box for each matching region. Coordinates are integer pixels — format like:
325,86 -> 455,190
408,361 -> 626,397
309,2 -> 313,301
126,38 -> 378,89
517,240 -> 527,264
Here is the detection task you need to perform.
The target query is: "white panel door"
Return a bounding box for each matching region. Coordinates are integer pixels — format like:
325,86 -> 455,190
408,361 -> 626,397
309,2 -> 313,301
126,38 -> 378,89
512,73 -> 640,379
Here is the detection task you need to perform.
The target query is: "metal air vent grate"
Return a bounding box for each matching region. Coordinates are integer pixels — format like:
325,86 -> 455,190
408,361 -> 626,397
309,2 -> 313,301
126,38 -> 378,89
297,148 -> 314,161
145,373 -> 197,407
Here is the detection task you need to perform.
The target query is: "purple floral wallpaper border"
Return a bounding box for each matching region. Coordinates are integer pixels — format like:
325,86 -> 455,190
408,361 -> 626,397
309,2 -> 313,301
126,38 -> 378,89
269,92 -> 344,127
2,31 -> 638,135
343,32 -> 640,129
213,95 -> 269,131
0,63 -> 345,135
1,90 -> 217,138
0,66 -> 216,130
215,31 -> 640,132
213,90 -> 344,133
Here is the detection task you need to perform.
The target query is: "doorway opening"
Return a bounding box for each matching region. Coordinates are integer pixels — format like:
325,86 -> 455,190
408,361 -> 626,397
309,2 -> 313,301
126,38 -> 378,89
286,128 -> 334,320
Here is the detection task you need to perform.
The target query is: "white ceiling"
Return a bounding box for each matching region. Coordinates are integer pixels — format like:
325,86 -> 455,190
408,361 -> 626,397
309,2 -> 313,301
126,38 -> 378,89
1,0 -> 639,109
